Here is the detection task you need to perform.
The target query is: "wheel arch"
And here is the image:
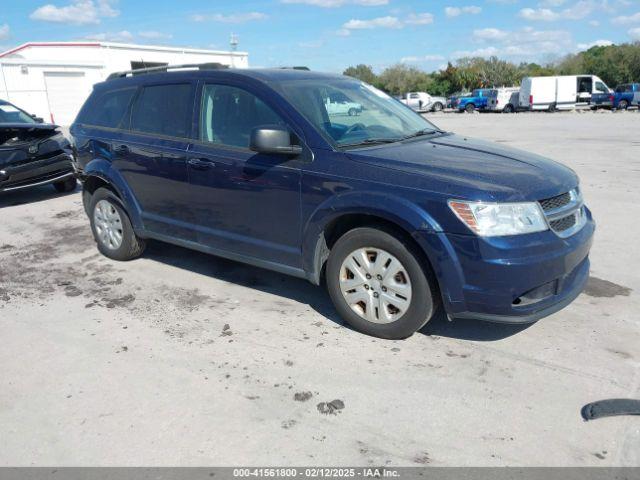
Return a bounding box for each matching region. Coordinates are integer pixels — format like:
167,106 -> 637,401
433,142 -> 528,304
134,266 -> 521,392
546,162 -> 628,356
302,193 -> 443,287
81,158 -> 143,229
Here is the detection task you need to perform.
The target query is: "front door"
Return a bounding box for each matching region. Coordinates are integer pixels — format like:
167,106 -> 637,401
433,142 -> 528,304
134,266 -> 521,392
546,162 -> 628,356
187,82 -> 303,268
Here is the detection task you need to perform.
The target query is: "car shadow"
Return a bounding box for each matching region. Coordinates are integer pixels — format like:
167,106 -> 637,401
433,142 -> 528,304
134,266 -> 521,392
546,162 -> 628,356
143,240 -> 531,342
142,241 -> 347,327
0,184 -> 79,208
420,308 -> 533,341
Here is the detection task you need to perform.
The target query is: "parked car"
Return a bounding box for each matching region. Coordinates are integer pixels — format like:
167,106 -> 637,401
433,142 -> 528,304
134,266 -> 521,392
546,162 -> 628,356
400,92 -> 446,112
590,91 -> 614,109
447,92 -> 470,109
519,75 -> 611,111
487,87 -> 520,113
324,94 -> 362,116
71,66 -> 594,339
457,89 -> 495,113
612,83 -> 640,110
0,100 -> 76,193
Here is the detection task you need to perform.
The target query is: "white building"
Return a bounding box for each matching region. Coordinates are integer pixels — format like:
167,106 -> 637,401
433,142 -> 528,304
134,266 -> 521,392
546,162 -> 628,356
0,42 -> 249,125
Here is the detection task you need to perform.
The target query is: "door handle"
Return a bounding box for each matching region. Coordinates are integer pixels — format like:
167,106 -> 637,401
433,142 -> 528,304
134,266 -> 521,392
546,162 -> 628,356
113,144 -> 129,154
188,158 -> 215,170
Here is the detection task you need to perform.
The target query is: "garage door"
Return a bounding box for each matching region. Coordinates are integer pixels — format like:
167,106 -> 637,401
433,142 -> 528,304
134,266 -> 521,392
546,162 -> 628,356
44,71 -> 91,126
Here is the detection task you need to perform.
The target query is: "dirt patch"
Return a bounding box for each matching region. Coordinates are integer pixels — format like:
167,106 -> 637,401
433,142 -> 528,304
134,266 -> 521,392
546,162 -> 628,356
317,399 -> 345,415
584,277 -> 632,298
294,391 -> 313,402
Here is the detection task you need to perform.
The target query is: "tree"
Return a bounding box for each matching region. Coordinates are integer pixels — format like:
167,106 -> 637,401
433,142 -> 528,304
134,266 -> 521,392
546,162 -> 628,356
377,64 -> 432,95
343,64 -> 377,84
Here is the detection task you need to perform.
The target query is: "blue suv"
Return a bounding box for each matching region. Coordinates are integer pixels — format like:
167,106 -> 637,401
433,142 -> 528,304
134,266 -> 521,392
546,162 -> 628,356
70,65 -> 594,339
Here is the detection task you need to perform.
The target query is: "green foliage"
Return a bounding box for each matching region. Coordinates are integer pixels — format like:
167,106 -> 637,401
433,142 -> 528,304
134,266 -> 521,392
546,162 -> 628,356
342,41 -> 640,97
343,64 -> 377,84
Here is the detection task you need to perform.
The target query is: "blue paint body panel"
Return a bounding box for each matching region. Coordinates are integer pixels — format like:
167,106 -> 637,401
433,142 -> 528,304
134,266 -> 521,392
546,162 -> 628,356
70,68 -> 595,324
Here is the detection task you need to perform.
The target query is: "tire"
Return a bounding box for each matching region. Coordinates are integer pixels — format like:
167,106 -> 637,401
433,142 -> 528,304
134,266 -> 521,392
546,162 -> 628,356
618,100 -> 629,110
53,176 -> 77,193
465,103 -> 475,113
89,187 -> 146,261
432,102 -> 443,112
548,103 -> 556,113
326,227 -> 437,339
348,108 -> 357,116
503,104 -> 514,113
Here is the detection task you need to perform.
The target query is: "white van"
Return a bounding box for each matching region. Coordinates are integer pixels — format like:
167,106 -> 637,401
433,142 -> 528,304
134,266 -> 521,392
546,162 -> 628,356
487,87 -> 520,113
519,75 -> 611,111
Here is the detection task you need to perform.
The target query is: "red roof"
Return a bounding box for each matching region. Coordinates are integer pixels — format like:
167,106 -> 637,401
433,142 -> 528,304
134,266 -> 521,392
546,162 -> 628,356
0,42 -> 101,58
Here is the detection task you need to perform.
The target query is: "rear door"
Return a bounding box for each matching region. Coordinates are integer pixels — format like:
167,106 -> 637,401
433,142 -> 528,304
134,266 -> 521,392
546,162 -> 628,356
114,81 -> 197,240
187,81 -> 303,268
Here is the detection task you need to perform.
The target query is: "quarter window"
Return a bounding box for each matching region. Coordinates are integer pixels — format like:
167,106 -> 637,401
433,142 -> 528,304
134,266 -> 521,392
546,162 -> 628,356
81,88 -> 136,128
200,84 -> 286,148
130,84 -> 193,138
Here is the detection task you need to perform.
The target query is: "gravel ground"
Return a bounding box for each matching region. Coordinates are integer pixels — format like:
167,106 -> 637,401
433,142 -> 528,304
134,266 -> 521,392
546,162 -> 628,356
0,111 -> 638,466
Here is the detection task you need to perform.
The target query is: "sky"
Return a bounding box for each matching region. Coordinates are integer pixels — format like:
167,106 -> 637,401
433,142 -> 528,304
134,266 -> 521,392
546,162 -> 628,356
1,0 -> 640,72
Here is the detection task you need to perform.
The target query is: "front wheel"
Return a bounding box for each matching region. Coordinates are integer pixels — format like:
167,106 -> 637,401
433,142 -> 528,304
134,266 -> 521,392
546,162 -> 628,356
432,102 -> 443,112
465,103 -> 475,113
503,104 -> 514,113
89,188 -> 146,261
326,227 -> 437,339
618,100 -> 629,110
53,177 -> 77,193
348,108 -> 358,116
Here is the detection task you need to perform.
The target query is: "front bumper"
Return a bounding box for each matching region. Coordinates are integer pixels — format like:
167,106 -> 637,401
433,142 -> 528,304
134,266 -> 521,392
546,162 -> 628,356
418,208 -> 595,324
0,153 -> 74,192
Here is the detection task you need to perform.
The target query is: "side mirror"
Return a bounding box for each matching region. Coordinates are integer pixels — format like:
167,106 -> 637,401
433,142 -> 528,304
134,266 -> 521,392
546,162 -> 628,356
31,114 -> 44,123
250,126 -> 302,156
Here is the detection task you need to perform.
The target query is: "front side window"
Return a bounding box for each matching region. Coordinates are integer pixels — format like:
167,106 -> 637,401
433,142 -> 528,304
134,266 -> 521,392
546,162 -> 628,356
276,78 -> 438,148
595,81 -> 608,93
130,83 -> 193,138
83,88 -> 136,128
200,84 -> 286,148
0,103 -> 37,124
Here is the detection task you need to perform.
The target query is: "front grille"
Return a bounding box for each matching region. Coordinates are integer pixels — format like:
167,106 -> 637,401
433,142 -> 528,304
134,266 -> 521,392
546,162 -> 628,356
539,192 -> 571,212
549,214 -> 576,232
538,189 -> 585,238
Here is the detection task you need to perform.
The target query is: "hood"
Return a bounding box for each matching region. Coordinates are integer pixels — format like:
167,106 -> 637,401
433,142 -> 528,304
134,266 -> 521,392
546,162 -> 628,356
346,133 -> 578,202
0,123 -> 67,167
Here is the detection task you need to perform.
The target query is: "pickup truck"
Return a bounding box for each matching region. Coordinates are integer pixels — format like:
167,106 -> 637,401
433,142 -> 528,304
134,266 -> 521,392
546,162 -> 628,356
590,83 -> 640,110
457,89 -> 495,113
400,92 -> 446,112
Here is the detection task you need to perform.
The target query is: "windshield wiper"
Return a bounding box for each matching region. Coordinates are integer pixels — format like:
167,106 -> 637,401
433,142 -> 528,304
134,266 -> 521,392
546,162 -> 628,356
400,128 -> 446,141
340,138 -> 401,148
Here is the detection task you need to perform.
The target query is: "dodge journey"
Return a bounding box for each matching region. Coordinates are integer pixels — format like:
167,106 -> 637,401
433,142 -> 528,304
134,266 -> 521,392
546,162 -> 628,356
70,65 -> 595,339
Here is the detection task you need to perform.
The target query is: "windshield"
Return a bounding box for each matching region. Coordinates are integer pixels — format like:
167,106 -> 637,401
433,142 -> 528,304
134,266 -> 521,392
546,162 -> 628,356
276,78 -> 439,148
0,103 -> 37,124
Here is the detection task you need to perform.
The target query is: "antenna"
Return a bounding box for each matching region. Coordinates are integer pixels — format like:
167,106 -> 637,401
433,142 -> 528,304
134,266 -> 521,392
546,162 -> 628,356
230,33 -> 239,51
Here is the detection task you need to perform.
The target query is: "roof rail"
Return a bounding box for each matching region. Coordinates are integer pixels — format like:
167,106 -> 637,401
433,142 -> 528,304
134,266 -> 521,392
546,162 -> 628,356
107,62 -> 229,80
279,66 -> 310,71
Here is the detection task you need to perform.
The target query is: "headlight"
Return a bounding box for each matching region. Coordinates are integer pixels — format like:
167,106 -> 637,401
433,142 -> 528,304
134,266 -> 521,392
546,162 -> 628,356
448,200 -> 548,236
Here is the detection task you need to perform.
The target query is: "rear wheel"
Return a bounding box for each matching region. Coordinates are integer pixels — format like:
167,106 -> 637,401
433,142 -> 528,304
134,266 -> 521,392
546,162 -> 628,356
326,227 -> 436,339
465,103 -> 475,113
348,108 -> 358,116
89,187 -> 146,261
618,100 -> 629,110
53,177 -> 77,193
503,104 -> 514,113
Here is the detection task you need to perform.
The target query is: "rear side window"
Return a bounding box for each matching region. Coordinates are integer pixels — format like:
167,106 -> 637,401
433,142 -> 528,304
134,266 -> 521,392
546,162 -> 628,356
130,83 -> 193,138
80,88 -> 136,128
